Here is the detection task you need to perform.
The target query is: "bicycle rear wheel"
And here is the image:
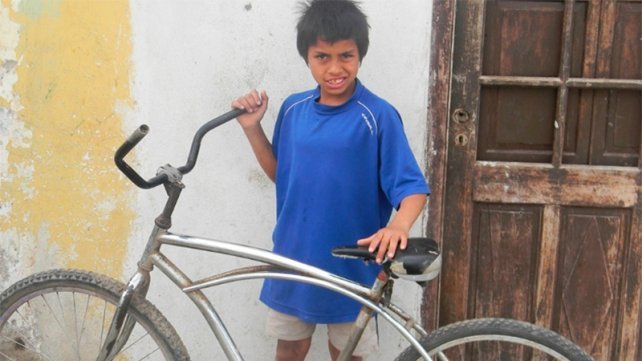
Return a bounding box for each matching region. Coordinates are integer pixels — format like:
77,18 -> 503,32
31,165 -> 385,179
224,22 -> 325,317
0,269 -> 189,361
395,318 -> 594,361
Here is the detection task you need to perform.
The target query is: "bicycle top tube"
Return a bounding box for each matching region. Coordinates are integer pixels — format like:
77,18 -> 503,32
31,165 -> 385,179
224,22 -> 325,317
114,108 -> 245,189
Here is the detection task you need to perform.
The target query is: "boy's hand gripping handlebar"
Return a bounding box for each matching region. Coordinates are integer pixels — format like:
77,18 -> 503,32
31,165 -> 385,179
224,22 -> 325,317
114,108 -> 246,189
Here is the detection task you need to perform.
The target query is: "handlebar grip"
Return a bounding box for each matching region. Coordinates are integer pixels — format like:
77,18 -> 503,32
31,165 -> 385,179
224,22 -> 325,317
126,124 -> 149,144
116,125 -> 149,157
114,125 -> 166,189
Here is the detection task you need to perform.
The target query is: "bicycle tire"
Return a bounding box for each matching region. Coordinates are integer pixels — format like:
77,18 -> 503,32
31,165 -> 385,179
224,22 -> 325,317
395,318 -> 595,361
0,269 -> 189,361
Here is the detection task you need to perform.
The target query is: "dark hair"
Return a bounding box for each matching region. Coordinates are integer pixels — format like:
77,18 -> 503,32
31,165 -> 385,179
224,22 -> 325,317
296,0 -> 369,62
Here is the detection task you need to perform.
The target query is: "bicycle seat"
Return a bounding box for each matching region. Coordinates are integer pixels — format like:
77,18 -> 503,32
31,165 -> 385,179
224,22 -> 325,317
332,238 -> 441,284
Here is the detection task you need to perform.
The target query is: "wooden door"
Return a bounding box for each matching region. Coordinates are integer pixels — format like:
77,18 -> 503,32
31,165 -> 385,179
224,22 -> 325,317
425,1 -> 641,360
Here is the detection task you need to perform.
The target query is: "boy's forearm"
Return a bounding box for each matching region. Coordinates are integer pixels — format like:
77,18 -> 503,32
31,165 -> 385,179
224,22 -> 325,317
389,194 -> 427,234
243,125 -> 277,182
358,193 -> 427,263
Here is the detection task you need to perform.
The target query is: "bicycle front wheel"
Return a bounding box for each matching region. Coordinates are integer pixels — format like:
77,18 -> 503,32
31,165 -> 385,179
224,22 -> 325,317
0,269 -> 189,361
395,318 -> 594,361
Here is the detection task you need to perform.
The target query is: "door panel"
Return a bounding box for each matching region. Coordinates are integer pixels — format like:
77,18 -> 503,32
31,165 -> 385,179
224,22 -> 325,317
556,207 -> 631,358
590,89 -> 641,166
470,204 -> 541,321
482,1 -> 565,77
435,1 -> 642,360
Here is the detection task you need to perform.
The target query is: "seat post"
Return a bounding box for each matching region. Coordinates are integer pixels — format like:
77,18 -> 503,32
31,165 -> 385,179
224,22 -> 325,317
337,269 -> 392,361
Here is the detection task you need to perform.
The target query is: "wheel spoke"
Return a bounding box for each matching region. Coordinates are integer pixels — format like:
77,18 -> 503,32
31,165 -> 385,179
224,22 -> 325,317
118,330 -> 150,354
55,292 -> 66,326
14,307 -> 28,325
14,299 -> 55,361
0,348 -> 18,361
0,333 -> 52,361
117,328 -> 162,360
100,299 -> 107,346
72,292 -> 82,361
136,346 -> 161,361
39,295 -> 64,331
0,270 -> 186,360
98,299 -> 109,357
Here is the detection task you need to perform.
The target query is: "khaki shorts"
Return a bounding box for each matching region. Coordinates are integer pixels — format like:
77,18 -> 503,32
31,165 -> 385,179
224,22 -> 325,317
265,308 -> 378,357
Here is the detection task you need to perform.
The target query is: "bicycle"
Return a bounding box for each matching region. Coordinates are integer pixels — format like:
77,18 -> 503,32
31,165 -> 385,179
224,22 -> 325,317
0,109 -> 595,360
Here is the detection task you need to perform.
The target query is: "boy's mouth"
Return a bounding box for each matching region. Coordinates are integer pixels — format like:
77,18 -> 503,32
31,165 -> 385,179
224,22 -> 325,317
326,78 -> 346,89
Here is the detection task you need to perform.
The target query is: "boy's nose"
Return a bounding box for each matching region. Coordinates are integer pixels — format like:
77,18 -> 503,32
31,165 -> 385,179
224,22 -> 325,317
327,60 -> 342,74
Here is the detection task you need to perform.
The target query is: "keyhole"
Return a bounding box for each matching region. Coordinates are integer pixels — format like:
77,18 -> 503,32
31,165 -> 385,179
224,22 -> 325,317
452,108 -> 470,123
455,133 -> 468,146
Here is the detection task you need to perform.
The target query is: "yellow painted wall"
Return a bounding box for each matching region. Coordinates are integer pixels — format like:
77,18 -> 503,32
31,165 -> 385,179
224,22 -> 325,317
0,0 -> 133,278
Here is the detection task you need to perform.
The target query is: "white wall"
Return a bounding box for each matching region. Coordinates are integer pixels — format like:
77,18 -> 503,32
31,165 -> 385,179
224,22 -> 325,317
125,1 -> 432,359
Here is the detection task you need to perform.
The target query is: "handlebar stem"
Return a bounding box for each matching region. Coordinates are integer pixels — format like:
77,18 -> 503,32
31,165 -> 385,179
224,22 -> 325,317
155,181 -> 184,229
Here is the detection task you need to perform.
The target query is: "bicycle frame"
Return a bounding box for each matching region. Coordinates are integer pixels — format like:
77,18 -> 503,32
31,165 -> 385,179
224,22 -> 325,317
99,222 -> 433,361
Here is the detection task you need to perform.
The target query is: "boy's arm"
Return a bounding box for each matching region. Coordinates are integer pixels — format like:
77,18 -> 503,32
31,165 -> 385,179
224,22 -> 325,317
243,125 -> 276,182
232,90 -> 277,182
356,193 -> 427,264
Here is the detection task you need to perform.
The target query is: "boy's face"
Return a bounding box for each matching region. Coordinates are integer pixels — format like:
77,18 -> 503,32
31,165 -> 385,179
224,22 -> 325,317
306,38 -> 360,106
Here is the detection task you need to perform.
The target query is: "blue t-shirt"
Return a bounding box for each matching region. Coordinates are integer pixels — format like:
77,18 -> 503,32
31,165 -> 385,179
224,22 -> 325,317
260,80 -> 430,323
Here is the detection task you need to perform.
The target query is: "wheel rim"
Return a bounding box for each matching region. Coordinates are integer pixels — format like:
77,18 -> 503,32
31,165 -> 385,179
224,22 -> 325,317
427,334 -> 572,361
0,285 -> 170,361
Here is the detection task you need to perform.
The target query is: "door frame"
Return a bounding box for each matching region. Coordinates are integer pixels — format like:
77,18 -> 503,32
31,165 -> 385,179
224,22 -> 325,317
422,0 -> 456,329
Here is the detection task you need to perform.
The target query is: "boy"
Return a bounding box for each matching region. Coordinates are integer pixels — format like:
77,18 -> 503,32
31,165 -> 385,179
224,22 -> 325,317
232,1 -> 429,360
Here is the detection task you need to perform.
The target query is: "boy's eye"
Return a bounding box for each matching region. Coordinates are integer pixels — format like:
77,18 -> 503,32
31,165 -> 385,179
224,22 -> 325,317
315,54 -> 328,60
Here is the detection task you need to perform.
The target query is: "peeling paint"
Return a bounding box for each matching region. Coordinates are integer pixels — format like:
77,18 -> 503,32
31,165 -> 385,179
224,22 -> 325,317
0,3 -> 28,186
0,0 -> 134,283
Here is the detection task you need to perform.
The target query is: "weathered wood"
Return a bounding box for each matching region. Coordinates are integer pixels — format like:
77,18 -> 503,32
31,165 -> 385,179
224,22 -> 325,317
434,0 -> 641,359
471,204 -> 540,322
479,76 -> 642,90
566,78 -> 642,90
588,0 -> 641,167
618,176 -> 641,360
472,162 -> 639,207
555,207 -> 631,358
535,205 -> 560,329
595,0 -> 617,78
479,75 -> 562,87
553,0 -> 575,167
437,0 -> 485,327
422,0 -> 456,330
470,204 -> 542,359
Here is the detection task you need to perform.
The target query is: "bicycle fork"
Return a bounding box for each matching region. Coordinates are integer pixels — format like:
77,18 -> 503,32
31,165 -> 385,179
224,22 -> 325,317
96,209 -> 172,361
96,269 -> 151,361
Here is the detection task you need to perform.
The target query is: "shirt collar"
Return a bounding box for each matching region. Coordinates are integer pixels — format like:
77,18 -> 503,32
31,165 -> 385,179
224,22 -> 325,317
312,79 -> 365,115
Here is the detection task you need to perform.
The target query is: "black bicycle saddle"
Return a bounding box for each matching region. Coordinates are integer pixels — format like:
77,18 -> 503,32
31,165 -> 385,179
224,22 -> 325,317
332,238 -> 441,284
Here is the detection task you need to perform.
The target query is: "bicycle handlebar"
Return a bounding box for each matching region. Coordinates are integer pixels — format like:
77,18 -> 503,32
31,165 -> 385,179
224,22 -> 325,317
114,108 -> 246,189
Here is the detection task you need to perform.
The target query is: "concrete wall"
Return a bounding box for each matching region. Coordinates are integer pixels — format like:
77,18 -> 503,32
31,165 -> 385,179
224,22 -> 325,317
1,0 -> 432,359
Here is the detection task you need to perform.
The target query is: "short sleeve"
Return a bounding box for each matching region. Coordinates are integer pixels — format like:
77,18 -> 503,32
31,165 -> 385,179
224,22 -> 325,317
271,102 -> 287,159
377,107 -> 430,209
